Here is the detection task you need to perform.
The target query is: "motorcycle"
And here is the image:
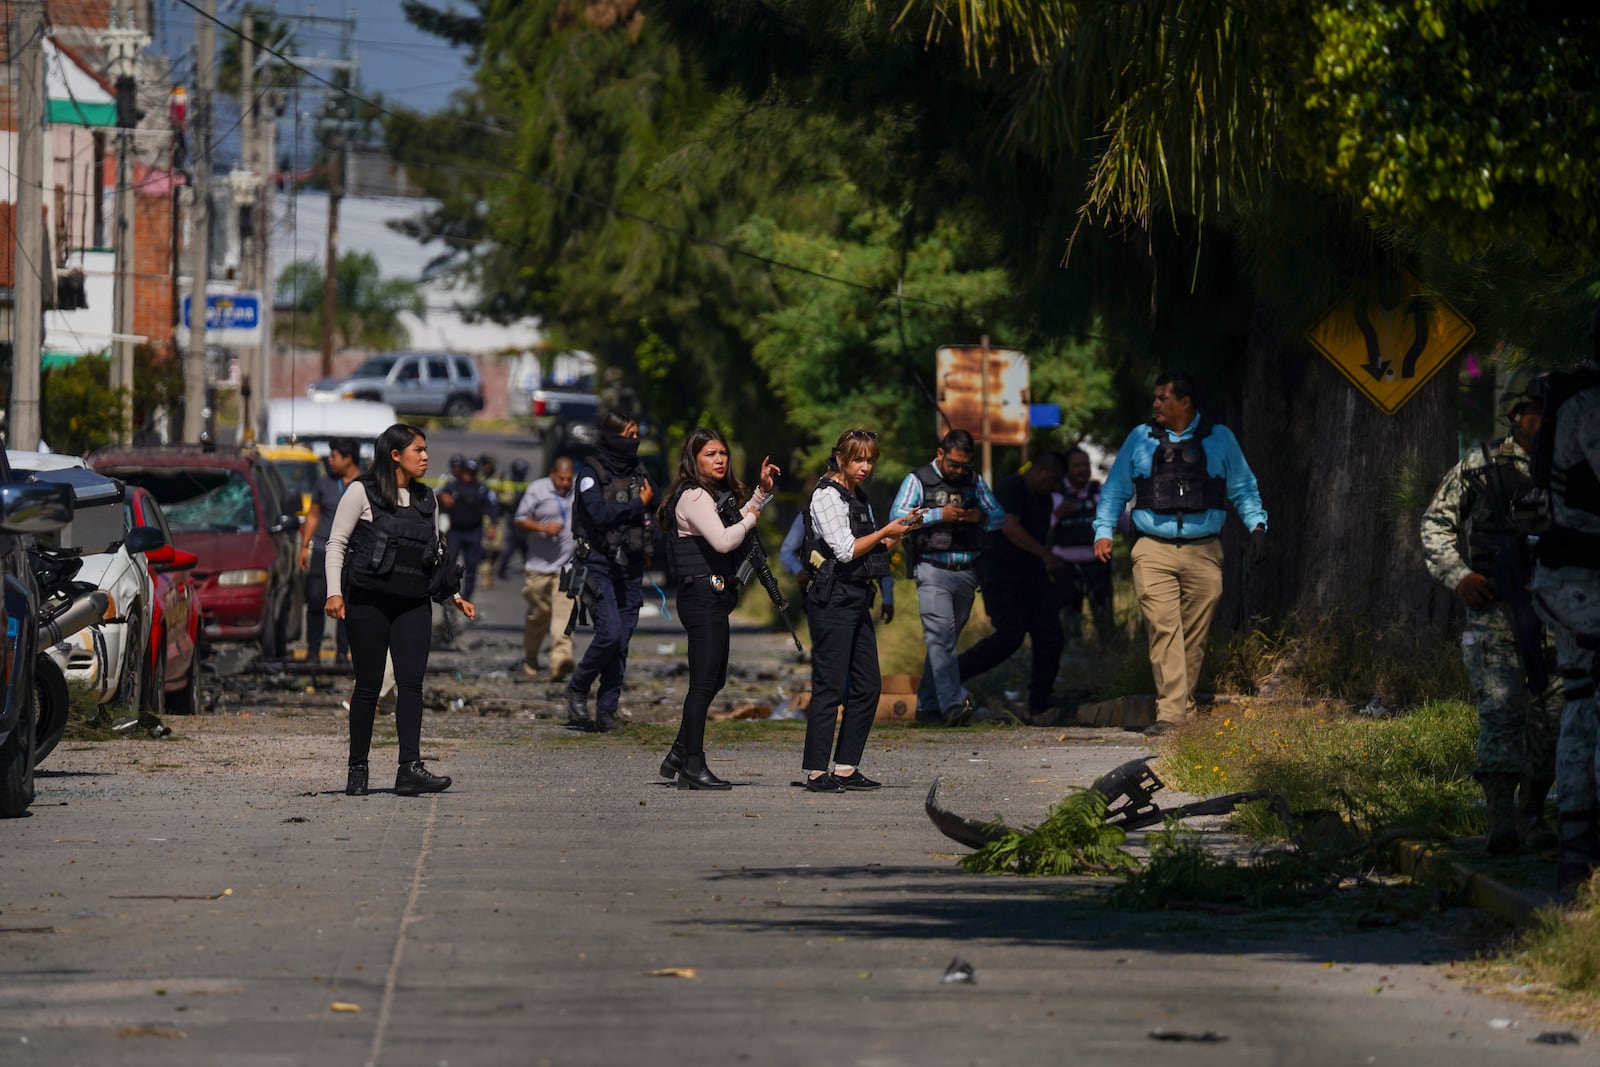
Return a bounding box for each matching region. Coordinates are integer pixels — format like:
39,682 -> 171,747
26,545 -> 110,766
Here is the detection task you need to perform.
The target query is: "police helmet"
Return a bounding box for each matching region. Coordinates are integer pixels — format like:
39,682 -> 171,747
460,457 -> 479,475
1497,365 -> 1547,421
509,458 -> 530,481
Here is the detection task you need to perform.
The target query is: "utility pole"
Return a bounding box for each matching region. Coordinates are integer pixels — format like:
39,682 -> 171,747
236,6 -> 258,442
10,0 -> 45,450
319,114 -> 343,379
106,0 -> 148,443
184,0 -> 216,443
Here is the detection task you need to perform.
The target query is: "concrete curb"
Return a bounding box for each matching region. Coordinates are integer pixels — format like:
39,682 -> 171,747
1397,840 -> 1564,928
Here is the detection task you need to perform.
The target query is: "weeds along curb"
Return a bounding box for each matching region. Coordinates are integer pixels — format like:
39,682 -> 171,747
1397,841 -> 1562,928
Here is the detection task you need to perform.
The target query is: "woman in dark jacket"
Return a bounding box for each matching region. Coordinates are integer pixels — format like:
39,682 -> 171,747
325,423 -> 476,796
656,428 -> 780,789
565,412 -> 655,732
800,429 -> 920,792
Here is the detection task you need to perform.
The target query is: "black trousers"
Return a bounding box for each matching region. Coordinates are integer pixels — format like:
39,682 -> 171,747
447,527 -> 485,600
1058,560 -> 1114,631
345,586 -> 432,766
569,554 -> 644,714
304,550 -> 349,661
673,578 -> 738,756
958,576 -> 1064,712
804,581 -> 878,771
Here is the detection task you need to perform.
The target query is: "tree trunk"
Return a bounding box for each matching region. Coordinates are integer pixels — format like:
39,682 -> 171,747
1216,307 -> 1459,636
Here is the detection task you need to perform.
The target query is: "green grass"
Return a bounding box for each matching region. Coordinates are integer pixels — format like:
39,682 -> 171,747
1159,699 -> 1481,841
1483,875 -> 1600,1029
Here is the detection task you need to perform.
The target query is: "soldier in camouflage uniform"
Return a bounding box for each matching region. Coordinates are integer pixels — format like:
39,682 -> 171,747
1421,368 -> 1560,854
1528,331 -> 1600,889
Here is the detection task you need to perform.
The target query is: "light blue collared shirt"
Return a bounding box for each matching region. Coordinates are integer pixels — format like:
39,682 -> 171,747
1094,414 -> 1268,541
889,462 -> 1007,566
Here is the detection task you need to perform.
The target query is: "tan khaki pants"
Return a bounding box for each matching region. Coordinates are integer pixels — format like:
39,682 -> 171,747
1131,536 -> 1224,722
523,570 -> 575,679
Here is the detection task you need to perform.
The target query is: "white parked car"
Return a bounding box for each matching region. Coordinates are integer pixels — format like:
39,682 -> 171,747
7,452 -> 157,712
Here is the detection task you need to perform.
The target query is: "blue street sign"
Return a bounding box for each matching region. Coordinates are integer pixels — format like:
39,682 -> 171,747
182,292 -> 261,332
1029,403 -> 1061,428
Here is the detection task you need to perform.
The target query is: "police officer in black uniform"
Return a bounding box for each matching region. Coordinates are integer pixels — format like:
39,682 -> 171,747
800,428 -> 922,792
324,424 -> 475,796
656,428 -> 780,789
565,412 -> 655,732
438,457 -> 499,602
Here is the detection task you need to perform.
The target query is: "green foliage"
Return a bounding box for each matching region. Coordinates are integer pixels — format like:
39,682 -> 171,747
900,0 -> 1600,263
1161,699 -> 1481,842
275,252 -> 424,351
41,355 -> 121,456
1514,877 -> 1600,994
1107,821 -> 1327,910
960,789 -> 1140,876
132,344 -> 184,432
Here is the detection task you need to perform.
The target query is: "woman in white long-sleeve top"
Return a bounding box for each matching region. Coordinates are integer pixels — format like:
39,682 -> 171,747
325,423 -> 476,797
656,428 -> 780,790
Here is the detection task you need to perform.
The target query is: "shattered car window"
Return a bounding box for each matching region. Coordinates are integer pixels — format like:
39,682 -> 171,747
113,470 -> 259,533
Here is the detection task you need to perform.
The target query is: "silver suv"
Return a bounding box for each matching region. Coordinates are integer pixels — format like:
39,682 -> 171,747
308,352 -> 485,419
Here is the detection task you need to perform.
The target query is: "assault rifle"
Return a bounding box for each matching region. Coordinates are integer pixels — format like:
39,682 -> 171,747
737,537 -> 804,654
562,542 -> 600,637
1478,445 -> 1550,694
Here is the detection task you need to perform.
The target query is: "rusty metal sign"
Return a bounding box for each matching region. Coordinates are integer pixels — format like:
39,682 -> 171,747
935,345 -> 1030,446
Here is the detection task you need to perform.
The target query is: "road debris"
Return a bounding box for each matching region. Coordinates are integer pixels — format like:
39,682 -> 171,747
941,958 -> 976,984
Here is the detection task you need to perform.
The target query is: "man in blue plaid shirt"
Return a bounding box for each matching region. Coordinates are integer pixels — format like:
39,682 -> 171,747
891,429 -> 1007,725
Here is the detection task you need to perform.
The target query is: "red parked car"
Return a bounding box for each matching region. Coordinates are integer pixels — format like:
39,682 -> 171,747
88,447 -> 304,658
125,486 -> 203,714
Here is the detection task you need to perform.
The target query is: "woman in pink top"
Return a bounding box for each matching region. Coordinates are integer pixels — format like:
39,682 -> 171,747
655,428 -> 780,790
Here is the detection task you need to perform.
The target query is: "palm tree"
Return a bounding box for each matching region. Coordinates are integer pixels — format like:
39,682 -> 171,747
276,252 -> 425,352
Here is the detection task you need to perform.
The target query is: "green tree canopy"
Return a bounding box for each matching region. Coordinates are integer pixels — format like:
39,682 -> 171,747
276,252 -> 424,352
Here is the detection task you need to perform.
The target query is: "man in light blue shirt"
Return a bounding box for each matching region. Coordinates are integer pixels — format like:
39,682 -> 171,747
1094,371 -> 1268,734
890,429 -> 1008,724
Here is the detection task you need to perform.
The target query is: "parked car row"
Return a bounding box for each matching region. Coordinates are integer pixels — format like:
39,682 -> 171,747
7,452 -> 204,724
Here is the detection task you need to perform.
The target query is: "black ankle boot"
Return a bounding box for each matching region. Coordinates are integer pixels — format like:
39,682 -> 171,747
345,762 -> 368,796
594,707 -> 619,733
677,753 -> 732,791
395,761 -> 452,796
660,743 -> 685,779
565,686 -> 592,730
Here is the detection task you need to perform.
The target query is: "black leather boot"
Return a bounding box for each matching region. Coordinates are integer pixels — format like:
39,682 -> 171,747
395,761 -> 452,796
594,706 -> 619,733
660,743 -> 685,779
1483,775 -> 1521,855
564,686 -> 592,730
677,753 -> 732,791
345,762 -> 368,796
1519,777 -> 1558,851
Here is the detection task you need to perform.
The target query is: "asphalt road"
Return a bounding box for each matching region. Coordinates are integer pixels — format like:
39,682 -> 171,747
2,684 -> 1582,1063
1,485 -> 1585,1065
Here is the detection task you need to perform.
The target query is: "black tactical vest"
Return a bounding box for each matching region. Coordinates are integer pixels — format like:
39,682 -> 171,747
573,461 -> 648,556
444,481 -> 489,532
804,479 -> 889,582
1050,480 -> 1102,548
1132,419 -> 1227,516
664,484 -> 746,581
903,462 -> 981,560
345,482 -> 438,599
